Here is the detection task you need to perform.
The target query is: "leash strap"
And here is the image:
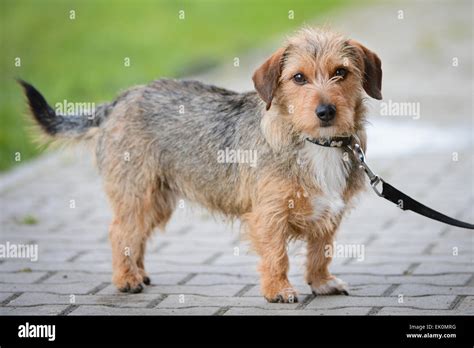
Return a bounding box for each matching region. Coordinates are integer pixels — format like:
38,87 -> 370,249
306,136 -> 473,229
379,180 -> 474,229
345,142 -> 474,230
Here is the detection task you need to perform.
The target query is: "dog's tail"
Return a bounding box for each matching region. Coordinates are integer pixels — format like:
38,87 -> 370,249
18,79 -> 112,143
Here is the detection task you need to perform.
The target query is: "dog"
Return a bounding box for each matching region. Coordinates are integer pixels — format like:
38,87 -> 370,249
19,27 -> 382,303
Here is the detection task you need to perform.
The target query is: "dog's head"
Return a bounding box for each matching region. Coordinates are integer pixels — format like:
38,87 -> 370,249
253,28 -> 382,145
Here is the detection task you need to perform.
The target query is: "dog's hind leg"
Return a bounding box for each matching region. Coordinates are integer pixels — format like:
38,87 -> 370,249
136,186 -> 175,286
107,182 -> 175,293
108,214 -> 146,293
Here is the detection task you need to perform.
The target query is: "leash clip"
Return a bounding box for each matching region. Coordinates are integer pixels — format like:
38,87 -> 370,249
346,142 -> 383,197
344,137 -> 474,229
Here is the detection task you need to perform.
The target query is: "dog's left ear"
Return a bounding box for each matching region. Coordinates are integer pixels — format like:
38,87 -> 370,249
348,40 -> 383,100
252,48 -> 285,110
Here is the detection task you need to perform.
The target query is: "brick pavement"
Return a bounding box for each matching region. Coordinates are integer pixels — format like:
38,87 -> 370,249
1,150 -> 472,316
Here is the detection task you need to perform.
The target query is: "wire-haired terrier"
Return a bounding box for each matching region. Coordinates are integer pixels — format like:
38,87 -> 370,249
20,27 -> 382,303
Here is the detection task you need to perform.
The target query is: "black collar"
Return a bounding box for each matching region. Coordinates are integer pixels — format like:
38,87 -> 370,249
306,135 -> 353,148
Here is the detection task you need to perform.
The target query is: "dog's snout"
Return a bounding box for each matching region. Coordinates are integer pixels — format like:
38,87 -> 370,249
315,104 -> 336,121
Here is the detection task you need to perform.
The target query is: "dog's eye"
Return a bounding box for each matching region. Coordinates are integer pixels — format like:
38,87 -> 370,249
293,73 -> 307,85
334,68 -> 347,79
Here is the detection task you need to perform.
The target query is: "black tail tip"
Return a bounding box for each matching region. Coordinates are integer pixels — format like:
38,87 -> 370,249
16,78 -> 32,90
17,78 -> 57,135
17,78 -> 45,104
16,79 -> 41,100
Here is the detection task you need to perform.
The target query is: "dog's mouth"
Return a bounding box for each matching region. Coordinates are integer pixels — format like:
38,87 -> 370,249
309,125 -> 352,140
319,120 -> 334,128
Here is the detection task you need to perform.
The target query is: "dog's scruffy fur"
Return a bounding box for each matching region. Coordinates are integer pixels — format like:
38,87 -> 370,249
20,28 -> 382,302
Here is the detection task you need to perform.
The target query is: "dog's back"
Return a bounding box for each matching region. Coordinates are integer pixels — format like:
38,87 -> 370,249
19,79 -> 272,216
98,79 -> 272,216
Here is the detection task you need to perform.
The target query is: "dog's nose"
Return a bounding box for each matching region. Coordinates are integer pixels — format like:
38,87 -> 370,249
315,104 -> 336,121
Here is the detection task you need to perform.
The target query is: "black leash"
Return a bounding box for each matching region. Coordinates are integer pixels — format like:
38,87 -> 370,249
306,135 -> 474,230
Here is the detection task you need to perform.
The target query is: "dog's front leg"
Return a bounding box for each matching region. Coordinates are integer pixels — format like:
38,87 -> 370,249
305,230 -> 349,296
246,210 -> 297,303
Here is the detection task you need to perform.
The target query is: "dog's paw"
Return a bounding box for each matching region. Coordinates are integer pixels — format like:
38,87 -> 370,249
113,273 -> 145,294
138,269 -> 151,285
264,287 -> 299,303
119,282 -> 143,294
310,277 -> 349,296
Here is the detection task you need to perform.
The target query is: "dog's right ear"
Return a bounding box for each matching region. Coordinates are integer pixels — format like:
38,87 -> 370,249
252,48 -> 285,110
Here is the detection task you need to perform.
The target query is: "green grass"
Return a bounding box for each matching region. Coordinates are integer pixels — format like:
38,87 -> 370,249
18,214 -> 39,225
0,0 -> 350,171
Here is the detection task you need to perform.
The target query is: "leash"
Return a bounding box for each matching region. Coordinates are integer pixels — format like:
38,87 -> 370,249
306,135 -> 474,229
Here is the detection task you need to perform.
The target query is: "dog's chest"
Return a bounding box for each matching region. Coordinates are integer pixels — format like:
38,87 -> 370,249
299,144 -> 351,220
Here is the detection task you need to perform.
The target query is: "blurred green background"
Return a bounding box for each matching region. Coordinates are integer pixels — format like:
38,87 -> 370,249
0,0 -> 352,171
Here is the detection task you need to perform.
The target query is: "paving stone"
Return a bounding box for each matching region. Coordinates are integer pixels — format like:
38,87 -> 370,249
186,274 -> 259,285
0,233 -> 104,243
69,305 -> 218,315
121,263 -> 260,276
455,296 -> 474,314
0,272 -> 49,284
413,263 -> 474,275
160,243 -> 234,254
0,305 -> 68,315
243,284 -> 391,297
430,242 -> 473,255
211,254 -> 258,266
342,284 -> 394,297
364,242 -> 428,255
225,307 -> 372,315
43,271 -> 184,285
376,307 -> 472,315
305,295 -> 456,310
361,254 -> 472,263
0,293 -> 15,303
29,242 -> 111,251
331,263 -> 413,275
0,283 -> 97,294
8,292 -> 161,308
98,284 -> 245,297
396,284 -> 474,296
42,272 -> 111,284
76,251 -> 213,264
369,223 -> 445,239
0,261 -> 111,272
0,250 -> 77,263
157,295 -> 304,309
338,274 -> 472,286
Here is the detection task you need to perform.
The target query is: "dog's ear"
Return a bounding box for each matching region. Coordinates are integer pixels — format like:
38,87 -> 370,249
348,40 -> 383,100
252,48 -> 285,110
